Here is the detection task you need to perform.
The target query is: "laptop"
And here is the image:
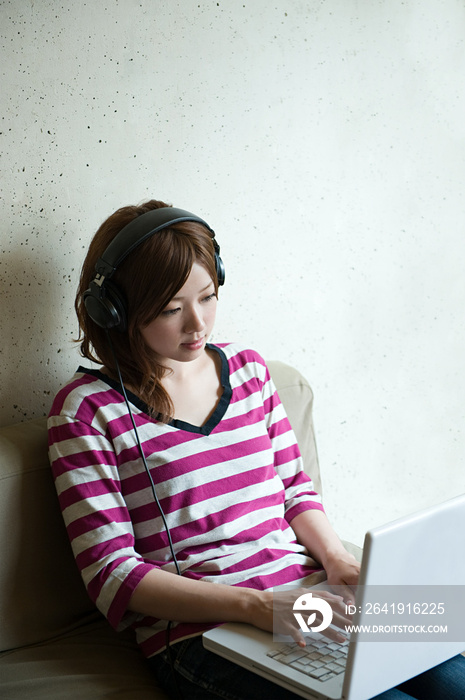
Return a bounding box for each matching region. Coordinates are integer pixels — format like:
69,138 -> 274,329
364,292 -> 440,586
203,493 -> 465,700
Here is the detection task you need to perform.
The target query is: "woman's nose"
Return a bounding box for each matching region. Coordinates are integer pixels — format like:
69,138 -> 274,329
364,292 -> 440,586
185,305 -> 205,333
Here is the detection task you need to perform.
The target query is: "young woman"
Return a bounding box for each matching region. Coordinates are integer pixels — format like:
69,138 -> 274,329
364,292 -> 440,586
48,199 -> 465,700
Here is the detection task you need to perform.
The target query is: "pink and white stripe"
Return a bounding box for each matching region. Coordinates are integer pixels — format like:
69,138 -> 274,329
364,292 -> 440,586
48,343 -> 324,657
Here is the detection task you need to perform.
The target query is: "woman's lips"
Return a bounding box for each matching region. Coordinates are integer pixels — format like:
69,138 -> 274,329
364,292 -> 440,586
181,338 -> 204,351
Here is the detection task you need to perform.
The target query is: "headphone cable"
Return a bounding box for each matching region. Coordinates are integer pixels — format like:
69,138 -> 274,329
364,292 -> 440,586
105,331 -> 181,575
105,332 -> 185,698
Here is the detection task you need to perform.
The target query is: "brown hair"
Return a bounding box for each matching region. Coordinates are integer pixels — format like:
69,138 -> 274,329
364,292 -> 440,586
75,199 -> 219,420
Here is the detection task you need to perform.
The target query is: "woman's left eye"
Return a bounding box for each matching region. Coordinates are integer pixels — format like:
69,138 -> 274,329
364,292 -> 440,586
161,293 -> 215,316
202,293 -> 217,303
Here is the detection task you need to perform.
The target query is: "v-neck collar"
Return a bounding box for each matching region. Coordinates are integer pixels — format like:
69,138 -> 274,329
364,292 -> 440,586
78,343 -> 232,436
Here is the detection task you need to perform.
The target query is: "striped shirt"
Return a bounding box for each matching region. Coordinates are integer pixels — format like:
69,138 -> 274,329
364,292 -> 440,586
48,343 -> 324,657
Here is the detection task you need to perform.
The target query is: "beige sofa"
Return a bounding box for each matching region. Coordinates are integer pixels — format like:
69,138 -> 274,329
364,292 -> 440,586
0,360 -> 358,699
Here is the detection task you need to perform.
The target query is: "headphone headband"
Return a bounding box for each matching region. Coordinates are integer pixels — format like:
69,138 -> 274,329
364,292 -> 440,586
83,205 -> 225,332
95,207 -> 216,280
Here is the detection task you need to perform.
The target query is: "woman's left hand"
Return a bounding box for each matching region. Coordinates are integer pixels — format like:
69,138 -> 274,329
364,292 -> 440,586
323,550 -> 360,605
290,510 -> 361,604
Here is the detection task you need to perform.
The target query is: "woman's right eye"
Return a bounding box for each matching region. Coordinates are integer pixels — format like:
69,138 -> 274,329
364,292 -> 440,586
161,307 -> 180,316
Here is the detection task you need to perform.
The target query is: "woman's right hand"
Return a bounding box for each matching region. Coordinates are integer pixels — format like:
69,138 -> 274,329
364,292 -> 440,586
247,586 -> 352,648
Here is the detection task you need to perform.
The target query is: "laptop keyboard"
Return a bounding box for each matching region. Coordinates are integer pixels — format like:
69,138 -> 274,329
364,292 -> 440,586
266,637 -> 349,683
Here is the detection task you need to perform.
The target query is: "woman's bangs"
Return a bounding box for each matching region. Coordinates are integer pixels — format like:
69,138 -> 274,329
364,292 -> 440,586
131,232 -> 195,328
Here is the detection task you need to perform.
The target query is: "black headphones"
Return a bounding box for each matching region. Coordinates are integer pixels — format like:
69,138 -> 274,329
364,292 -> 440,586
83,207 -> 225,332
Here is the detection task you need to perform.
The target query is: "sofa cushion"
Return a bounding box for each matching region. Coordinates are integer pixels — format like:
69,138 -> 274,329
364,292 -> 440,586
0,417 -> 95,652
0,620 -> 168,699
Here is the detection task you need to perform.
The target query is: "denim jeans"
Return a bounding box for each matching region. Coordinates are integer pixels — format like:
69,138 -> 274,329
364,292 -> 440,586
148,635 -> 465,700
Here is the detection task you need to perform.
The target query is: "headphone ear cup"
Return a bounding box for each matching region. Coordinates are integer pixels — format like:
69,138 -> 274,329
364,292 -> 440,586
213,240 -> 225,286
83,279 -> 128,332
215,252 -> 225,287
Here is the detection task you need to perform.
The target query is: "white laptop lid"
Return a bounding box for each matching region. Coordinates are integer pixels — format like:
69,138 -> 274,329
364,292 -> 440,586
203,494 -> 465,700
343,493 -> 465,700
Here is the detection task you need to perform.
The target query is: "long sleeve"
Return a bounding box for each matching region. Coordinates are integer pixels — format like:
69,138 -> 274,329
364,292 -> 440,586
48,391 -> 157,630
260,359 -> 324,523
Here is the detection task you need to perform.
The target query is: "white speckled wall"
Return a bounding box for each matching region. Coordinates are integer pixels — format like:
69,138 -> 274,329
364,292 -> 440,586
1,0 -> 464,545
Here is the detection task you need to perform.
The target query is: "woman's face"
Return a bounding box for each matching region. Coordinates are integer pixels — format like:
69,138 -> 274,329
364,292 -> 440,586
140,261 -> 217,367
